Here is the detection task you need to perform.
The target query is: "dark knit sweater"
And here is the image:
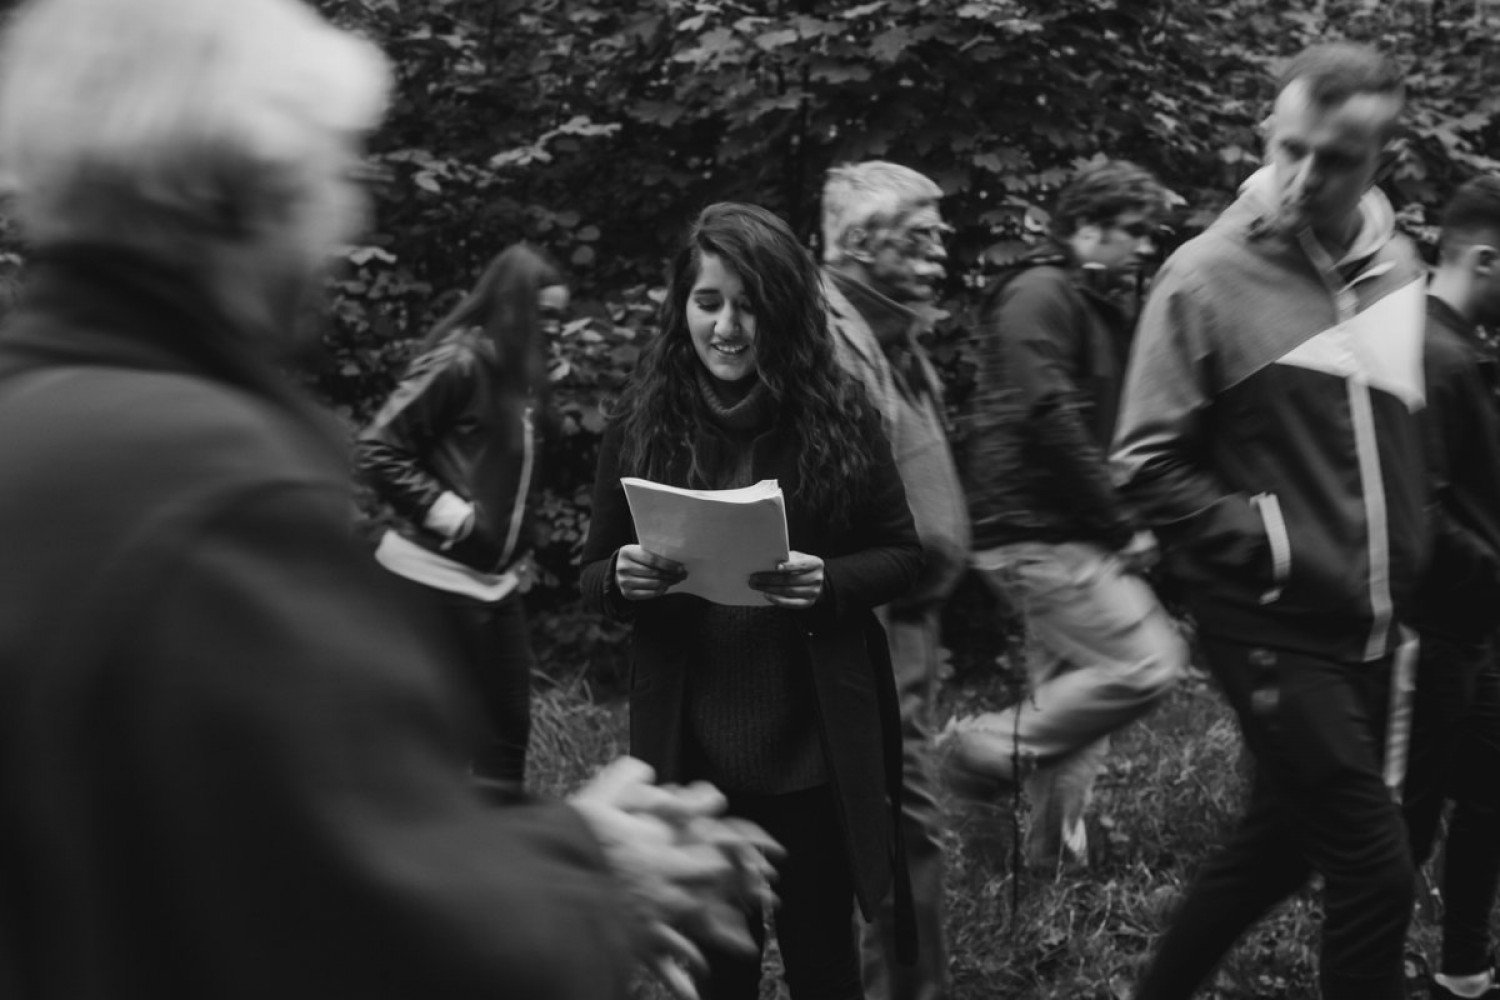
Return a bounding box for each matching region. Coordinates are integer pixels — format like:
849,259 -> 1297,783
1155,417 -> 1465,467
681,373 -> 826,793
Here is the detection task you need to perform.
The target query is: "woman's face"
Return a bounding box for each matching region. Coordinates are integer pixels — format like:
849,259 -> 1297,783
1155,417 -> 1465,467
686,252 -> 757,383
537,284 -> 569,338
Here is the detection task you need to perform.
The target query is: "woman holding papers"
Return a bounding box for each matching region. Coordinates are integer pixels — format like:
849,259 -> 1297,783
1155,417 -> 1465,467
357,244 -> 568,803
580,202 -> 923,1000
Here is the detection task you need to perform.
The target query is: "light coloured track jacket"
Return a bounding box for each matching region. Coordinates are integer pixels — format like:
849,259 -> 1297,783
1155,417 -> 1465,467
1112,169 -> 1430,663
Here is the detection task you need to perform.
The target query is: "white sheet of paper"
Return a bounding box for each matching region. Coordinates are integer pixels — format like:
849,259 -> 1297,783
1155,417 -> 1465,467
620,477 -> 790,606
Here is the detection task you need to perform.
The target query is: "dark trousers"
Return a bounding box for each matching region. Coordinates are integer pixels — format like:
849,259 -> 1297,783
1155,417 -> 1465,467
1137,637 -> 1414,1000
433,590 -> 535,791
702,785 -> 863,1000
1403,633 -> 1500,976
861,605 -> 948,1000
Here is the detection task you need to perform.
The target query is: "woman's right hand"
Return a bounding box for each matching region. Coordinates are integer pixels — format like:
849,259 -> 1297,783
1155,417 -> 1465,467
615,545 -> 687,601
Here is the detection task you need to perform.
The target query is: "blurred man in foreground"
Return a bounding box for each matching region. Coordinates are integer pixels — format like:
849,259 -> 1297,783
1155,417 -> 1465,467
0,0 -> 770,997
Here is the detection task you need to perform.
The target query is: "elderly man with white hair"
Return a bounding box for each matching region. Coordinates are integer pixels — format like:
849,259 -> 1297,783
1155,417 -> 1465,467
819,160 -> 970,1000
0,1 -> 772,998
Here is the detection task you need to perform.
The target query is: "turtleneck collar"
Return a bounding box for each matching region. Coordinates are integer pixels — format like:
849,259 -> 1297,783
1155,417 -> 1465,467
695,366 -> 774,433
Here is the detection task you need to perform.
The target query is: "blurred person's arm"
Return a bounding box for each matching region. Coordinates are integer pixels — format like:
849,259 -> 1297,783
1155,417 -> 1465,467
579,424 -> 648,619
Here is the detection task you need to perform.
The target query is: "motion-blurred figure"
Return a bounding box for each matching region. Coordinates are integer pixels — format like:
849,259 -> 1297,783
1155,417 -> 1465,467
0,1 -> 771,997
818,160 -> 970,1000
941,160 -> 1186,869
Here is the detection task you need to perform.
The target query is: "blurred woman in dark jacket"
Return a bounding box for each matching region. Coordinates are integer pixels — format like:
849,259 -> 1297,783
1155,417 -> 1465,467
357,244 -> 567,801
579,202 -> 923,1000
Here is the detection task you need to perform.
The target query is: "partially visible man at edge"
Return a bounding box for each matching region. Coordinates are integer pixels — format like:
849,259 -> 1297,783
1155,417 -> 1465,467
1401,174 -> 1500,1000
1113,43 -> 1428,1000
0,0 -> 773,997
820,161 -> 971,1000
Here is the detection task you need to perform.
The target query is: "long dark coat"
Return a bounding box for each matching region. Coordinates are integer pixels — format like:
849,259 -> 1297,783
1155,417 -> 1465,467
579,411 -> 923,935
0,247 -> 636,999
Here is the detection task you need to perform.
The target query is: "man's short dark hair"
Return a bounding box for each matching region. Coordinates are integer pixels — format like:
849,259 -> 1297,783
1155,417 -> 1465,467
1439,174 -> 1500,261
1049,159 -> 1167,240
1277,42 -> 1405,108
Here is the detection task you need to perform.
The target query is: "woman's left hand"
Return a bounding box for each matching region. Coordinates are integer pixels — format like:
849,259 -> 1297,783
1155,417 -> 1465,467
748,551 -> 825,609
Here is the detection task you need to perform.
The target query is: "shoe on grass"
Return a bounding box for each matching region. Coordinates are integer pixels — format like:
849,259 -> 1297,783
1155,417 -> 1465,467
1429,973 -> 1500,999
1428,957 -> 1500,1000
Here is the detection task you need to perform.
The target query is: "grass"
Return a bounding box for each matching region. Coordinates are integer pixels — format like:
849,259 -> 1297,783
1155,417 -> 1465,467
525,659 -> 1493,1000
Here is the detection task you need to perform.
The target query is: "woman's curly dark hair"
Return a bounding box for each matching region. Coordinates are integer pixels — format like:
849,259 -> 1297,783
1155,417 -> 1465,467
614,202 -> 877,526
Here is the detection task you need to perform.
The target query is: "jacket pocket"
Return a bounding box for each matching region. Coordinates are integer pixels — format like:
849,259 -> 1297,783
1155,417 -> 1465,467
1249,492 -> 1291,605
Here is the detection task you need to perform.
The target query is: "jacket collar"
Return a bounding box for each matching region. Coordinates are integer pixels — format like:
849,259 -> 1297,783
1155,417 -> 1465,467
1427,293 -> 1479,343
1224,165 -> 1396,271
825,268 -> 922,347
0,243 -> 341,448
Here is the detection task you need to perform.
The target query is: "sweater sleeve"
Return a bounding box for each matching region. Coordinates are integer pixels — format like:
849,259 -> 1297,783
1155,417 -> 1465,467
813,409 -> 924,624
578,424 -> 638,621
128,477 -> 637,1000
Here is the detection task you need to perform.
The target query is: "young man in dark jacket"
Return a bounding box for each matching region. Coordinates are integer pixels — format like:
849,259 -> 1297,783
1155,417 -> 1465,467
940,160 -> 1187,869
1113,44 -> 1427,1000
1402,175 -> 1500,1000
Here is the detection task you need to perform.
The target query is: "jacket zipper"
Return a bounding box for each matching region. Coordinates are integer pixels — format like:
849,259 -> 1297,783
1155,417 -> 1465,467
497,404 -> 535,568
1296,230 -> 1393,659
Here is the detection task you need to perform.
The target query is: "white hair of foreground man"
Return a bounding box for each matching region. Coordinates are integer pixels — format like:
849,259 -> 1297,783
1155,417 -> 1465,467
0,0 -> 392,259
820,160 -> 942,265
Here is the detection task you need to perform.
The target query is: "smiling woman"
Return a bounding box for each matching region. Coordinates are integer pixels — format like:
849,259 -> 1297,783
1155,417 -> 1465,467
687,251 -> 758,383
578,201 -> 925,1000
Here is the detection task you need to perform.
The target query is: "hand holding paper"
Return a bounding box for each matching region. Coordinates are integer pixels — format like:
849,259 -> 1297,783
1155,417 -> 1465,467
620,478 -> 790,606
616,544 -> 687,601
748,552 -> 825,609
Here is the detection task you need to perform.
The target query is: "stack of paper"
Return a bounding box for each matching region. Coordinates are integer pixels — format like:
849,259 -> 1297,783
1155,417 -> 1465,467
620,477 -> 790,606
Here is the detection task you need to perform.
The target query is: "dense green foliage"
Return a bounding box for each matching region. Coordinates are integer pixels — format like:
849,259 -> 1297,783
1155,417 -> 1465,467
3,0 -> 1496,668
299,0 -> 1500,658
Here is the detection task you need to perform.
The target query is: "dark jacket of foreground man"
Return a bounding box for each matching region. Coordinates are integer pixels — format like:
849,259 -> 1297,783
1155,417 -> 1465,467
0,246 -> 635,999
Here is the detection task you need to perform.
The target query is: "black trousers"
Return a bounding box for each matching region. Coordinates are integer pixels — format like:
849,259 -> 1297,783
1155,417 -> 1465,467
1136,637 -> 1415,1000
700,785 -> 864,1000
401,584 -> 536,793
1403,633 -> 1500,976
443,591 -> 534,787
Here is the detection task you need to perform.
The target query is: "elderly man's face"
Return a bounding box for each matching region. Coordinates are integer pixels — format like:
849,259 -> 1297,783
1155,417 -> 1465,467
866,203 -> 949,304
